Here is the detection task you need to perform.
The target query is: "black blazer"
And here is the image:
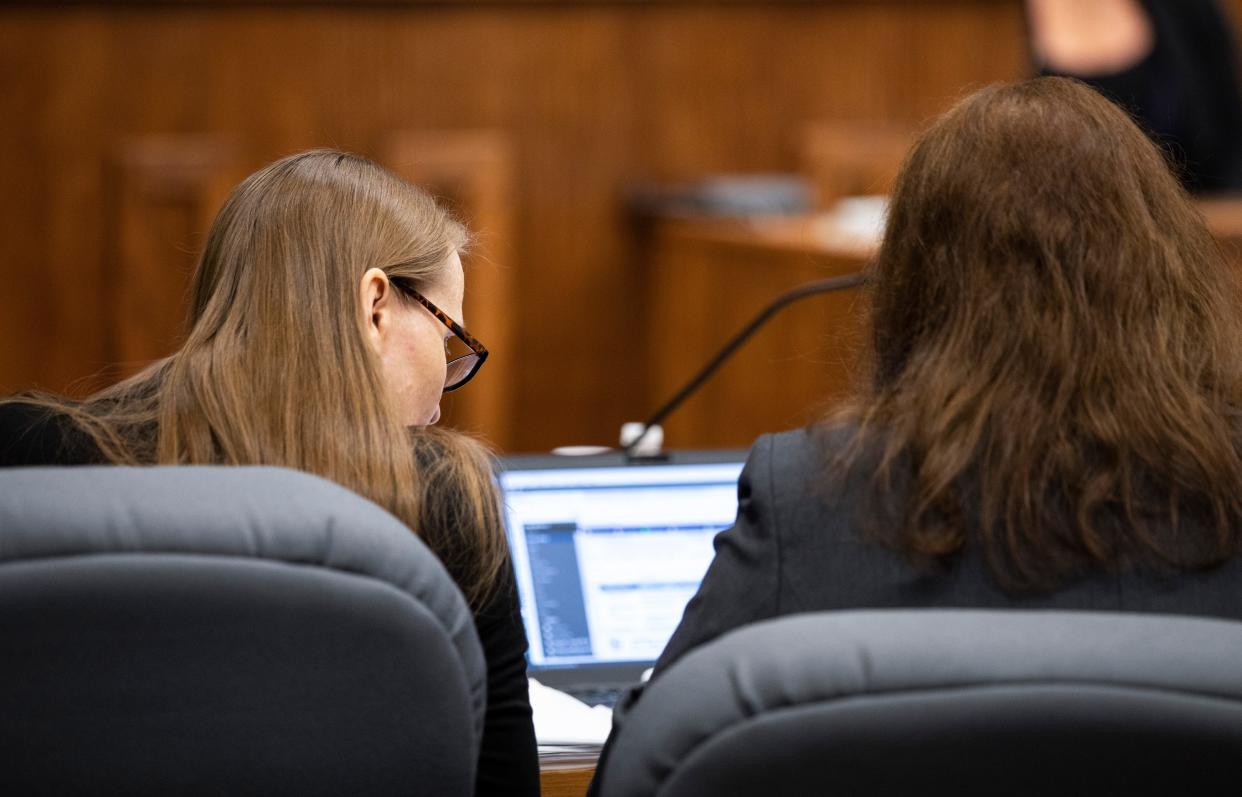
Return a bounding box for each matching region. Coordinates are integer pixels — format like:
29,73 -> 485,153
656,426 -> 1242,673
593,425 -> 1242,794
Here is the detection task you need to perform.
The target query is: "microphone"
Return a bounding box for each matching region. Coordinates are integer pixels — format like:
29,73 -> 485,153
622,271 -> 868,459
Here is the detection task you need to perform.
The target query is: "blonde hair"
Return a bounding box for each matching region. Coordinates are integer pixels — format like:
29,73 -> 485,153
10,150 -> 507,608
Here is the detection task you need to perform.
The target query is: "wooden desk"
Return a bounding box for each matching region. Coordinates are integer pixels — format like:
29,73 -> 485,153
539,750 -> 598,797
656,197 -> 1242,257
641,198 -> 1242,450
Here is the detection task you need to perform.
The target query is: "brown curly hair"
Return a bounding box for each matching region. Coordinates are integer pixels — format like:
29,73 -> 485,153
840,77 -> 1242,590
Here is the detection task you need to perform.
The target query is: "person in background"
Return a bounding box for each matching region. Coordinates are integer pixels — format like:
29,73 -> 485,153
1028,0 -> 1242,191
592,76 -> 1242,791
0,150 -> 538,796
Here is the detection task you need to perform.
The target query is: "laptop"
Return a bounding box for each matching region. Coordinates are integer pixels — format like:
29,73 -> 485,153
499,450 -> 746,708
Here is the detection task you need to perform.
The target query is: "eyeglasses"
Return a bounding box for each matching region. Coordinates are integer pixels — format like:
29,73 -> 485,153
388,276 -> 488,392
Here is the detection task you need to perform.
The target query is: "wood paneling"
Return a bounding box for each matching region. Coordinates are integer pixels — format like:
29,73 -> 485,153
0,0 -> 1143,451
107,134 -> 238,386
645,216 -> 870,449
799,121 -> 919,207
383,129 -> 518,448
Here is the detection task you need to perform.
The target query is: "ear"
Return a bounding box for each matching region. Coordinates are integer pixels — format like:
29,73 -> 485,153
359,267 -> 393,353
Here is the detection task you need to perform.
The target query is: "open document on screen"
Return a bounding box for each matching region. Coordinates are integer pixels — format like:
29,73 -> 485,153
500,460 -> 745,670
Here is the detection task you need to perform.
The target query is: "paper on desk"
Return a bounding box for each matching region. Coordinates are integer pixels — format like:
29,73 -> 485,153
815,194 -> 888,253
529,677 -> 614,745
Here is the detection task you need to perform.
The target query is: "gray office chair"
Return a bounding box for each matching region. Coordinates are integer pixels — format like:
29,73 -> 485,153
598,609 -> 1242,797
0,466 -> 486,796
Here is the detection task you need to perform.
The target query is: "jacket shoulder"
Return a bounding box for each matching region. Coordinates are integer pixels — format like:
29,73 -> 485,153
754,424 -> 860,504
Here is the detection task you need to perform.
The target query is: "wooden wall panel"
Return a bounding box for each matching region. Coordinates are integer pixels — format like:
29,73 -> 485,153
107,135 -> 238,386
799,121 -> 918,207
383,129 -> 518,448
646,220 -> 869,449
11,1 -> 1221,451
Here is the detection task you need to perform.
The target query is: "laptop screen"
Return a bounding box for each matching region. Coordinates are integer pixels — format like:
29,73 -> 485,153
499,452 -> 745,674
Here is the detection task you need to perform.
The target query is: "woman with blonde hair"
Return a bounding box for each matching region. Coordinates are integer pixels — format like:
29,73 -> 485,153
593,76 -> 1242,793
0,150 -> 537,795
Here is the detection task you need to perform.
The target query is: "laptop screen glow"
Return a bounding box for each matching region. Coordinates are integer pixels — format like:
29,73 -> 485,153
501,460 -> 744,670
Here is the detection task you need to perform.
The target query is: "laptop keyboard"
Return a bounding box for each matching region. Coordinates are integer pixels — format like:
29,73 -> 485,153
566,685 -> 628,709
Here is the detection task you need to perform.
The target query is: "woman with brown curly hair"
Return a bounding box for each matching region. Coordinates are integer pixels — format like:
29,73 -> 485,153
592,76 -> 1242,794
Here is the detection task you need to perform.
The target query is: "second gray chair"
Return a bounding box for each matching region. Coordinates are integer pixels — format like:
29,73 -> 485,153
0,466 -> 485,796
598,609 -> 1242,796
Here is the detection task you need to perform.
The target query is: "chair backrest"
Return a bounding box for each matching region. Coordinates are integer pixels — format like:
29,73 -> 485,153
0,466 -> 486,796
598,609 -> 1242,797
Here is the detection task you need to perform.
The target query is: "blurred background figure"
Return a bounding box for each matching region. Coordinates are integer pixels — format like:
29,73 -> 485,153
1028,0 -> 1242,192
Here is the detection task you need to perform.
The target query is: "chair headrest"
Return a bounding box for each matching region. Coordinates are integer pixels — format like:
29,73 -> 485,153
604,609 -> 1242,796
0,465 -> 486,730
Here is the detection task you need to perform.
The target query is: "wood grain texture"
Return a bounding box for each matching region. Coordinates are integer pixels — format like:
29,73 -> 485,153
539,755 -> 596,797
644,199 -> 1242,449
645,215 -> 870,449
384,129 -> 519,447
107,134 -> 239,387
6,1 -> 1233,450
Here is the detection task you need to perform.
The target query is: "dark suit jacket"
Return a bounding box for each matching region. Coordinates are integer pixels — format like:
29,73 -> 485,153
592,425 -> 1242,795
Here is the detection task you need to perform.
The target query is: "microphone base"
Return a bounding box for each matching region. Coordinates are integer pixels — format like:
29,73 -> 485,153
620,422 -> 665,459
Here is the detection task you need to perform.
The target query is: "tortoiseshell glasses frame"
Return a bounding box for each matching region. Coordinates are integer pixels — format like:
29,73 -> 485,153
388,276 -> 489,392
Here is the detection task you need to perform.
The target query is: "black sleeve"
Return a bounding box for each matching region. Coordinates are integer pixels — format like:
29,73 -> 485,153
471,575 -> 539,797
589,435 -> 783,797
0,401 -> 103,467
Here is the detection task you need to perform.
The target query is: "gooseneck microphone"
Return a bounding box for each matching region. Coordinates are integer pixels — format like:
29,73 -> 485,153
622,271 -> 868,459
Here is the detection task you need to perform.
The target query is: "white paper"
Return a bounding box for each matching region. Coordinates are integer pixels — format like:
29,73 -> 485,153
815,194 -> 889,252
529,678 -> 615,745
